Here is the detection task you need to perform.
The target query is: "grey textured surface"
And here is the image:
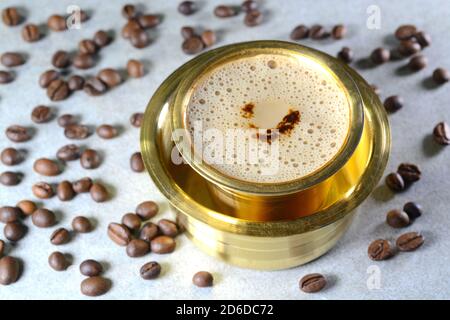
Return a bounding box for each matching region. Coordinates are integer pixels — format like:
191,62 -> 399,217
1,0 -> 449,300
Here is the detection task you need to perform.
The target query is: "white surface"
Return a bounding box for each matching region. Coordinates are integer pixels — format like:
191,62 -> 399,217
1,0 -> 449,300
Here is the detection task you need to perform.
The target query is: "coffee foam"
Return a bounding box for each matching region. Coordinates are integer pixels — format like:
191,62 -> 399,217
185,54 -> 350,183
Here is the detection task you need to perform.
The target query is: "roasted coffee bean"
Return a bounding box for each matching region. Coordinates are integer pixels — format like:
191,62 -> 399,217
2,7 -> 22,26
98,69 -> 122,88
138,15 -> 161,29
56,144 -> 81,161
157,219 -> 178,237
151,236 -> 176,254
77,10 -> 89,22
126,239 -> 150,257
130,112 -> 144,127
32,182 -> 54,199
193,271 -> 213,287
73,53 -> 95,69
80,149 -> 101,169
397,163 -> 421,183
385,172 -> 405,192
32,208 -> 56,227
179,1 -> 197,15
93,30 -> 111,47
16,200 -> 36,216
68,75 -> 85,91
331,24 -> 346,39
47,15 -> 66,31
90,182 -> 108,202
130,152 -> 144,172
22,23 -> 40,42
48,251 -> 69,271
6,125 -> 31,143
201,30 -> 216,47
33,158 -> 61,176
0,256 -> 20,285
0,171 -> 22,186
181,26 -> 196,39
96,125 -> 117,139
244,10 -> 263,27
0,206 -> 22,223
0,240 -> 5,257
72,216 -> 92,233
337,47 -> 354,63
414,31 -> 431,48
182,37 -> 204,55
72,177 -> 92,193
214,5 -> 237,18
81,276 -> 111,296
80,259 -> 103,277
0,71 -> 14,84
396,232 -> 424,252
139,222 -> 159,242
47,79 -> 70,101
57,181 -> 75,201
31,105 -> 52,124
432,68 -> 449,84
403,202 -> 423,220
64,124 -> 89,140
4,222 -> 27,242
122,213 -> 142,231
122,4 -> 138,19
79,39 -> 98,55
140,261 -> 161,280
370,47 -> 390,64
310,25 -> 327,40
386,209 -> 410,228
395,24 -> 417,40
107,223 -> 132,246
368,239 -> 393,261
290,25 -> 309,40
136,201 -> 159,220
408,55 -> 427,71
39,70 -> 59,88
384,95 -> 403,113
1,148 -> 23,166
1,52 -> 25,67
127,60 -> 145,78
84,77 -> 107,96
52,50 -> 71,68
299,273 -> 327,293
121,20 -> 142,39
50,228 -> 70,245
399,40 -> 421,57
130,28 -> 150,48
433,122 -> 450,145
242,0 -> 258,12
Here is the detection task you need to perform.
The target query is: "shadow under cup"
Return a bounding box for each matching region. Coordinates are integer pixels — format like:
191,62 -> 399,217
141,41 -> 390,269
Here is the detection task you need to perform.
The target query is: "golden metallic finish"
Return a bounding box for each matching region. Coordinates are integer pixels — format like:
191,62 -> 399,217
141,41 -> 390,270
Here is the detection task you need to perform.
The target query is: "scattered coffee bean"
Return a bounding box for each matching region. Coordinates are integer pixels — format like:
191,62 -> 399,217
84,77 -> 107,96
130,28 -> 150,48
385,172 -> 405,192
47,79 -> 70,101
5,125 -> 31,143
414,31 -> 431,48
1,148 -> 23,166
0,70 -> 14,84
179,1 -> 197,15
1,52 -> 25,67
399,40 -> 421,57
242,0 -> 258,12
127,59 -> 145,78
39,70 -> 60,88
193,271 -> 213,287
332,24 -> 346,39
122,4 -> 138,19
47,15 -> 66,32
22,23 -> 40,42
432,68 -> 449,84
310,25 -> 327,40
126,239 -> 150,257
96,124 -> 117,139
64,124 -> 89,140
130,152 -> 144,172
140,261 -> 161,280
52,50 -> 71,68
31,105 -> 52,124
93,30 -> 111,47
138,15 -> 161,29
90,182 -> 108,202
397,163 -> 421,183
136,201 -> 159,220
386,209 -> 410,228
57,180 -> 75,201
50,227 -> 70,245
182,37 -> 204,54
107,223 -> 132,246
72,177 -> 92,193
79,39 -> 98,55
214,5 -> 237,18
299,273 -> 327,293
80,276 -> 111,297
122,213 -> 142,231
121,20 -> 142,39
244,10 -> 263,27
0,171 -> 22,186
337,47 -> 354,63
433,122 -> 450,145
130,112 -> 144,127
32,208 -> 56,227
68,75 -> 85,91
290,25 -> 309,40
32,182 -> 54,199
72,216 -> 92,233
4,223 -> 27,244
56,144 -> 81,161
2,7 -> 22,26
403,202 -> 422,220
396,231 -> 424,252
139,222 -> 159,242
151,235 -> 176,254
16,200 -> 36,216
48,251 -> 69,271
98,69 -> 122,88
368,239 -> 393,261
157,219 -> 178,237
0,256 -> 20,285
73,53 -> 95,69
80,259 -> 103,277
181,26 -> 196,39
370,47 -> 390,64
0,206 -> 22,223
407,55 -> 427,71
33,158 -> 61,176
201,30 -> 216,47
80,149 -> 101,169
395,24 -> 417,40
384,95 -> 404,113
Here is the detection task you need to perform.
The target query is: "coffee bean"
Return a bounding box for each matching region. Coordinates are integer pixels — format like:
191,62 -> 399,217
193,271 -> 213,287
79,39 -> 98,55
126,239 -> 150,257
396,231 -> 424,252
4,221 -> 27,241
33,158 -> 61,176
182,37 -> 204,55
72,216 -> 92,233
299,273 -> 327,293
386,209 -> 410,228
331,24 -> 347,39
403,202 -> 422,220
181,26 -> 196,39
140,261 -> 161,280
72,177 -> 92,193
385,172 -> 405,192
151,236 -> 176,254
136,201 -> 159,220
96,124 -> 117,139
0,171 -> 22,186
371,47 -> 390,64
90,182 -> 109,202
368,239 -> 393,261
0,206 -> 22,223
138,15 -> 161,29
107,223 -> 132,246
39,70 -> 60,88
1,148 -> 23,166
130,152 -> 144,172
433,122 -> 450,145
31,105 -> 52,124
384,95 -> 403,113
130,28 -> 150,48
47,79 -> 70,101
0,71 -> 14,84
0,240 -> 4,257
5,125 -> 31,143
139,222 -> 159,242
122,213 -> 142,231
157,219 -> 178,237
32,208 -> 56,227
93,30 -> 111,47
310,25 -> 327,39
121,20 -> 142,39
50,227 -> 70,245
32,182 -> 54,199
414,31 -> 431,48
0,256 -> 20,285
84,77 -> 107,96
64,124 -> 89,140
73,53 -> 95,70
98,69 -> 122,88
201,30 -> 216,47
290,25 -> 309,40
57,181 -> 75,201
432,68 -> 449,84
80,259 -> 103,277
47,15 -> 66,31
244,10 -> 263,27
52,50 -> 71,68
2,7 -> 22,26
179,1 -> 197,15
77,10 -> 89,22
122,4 -> 138,19
242,0 -> 258,12
395,24 -> 417,40
57,144 -> 81,161
399,40 -> 421,57
1,52 -> 25,67
22,23 -> 40,42
127,60 -> 145,78
16,200 -> 36,216
48,251 -> 69,271
80,276 -> 111,297
337,47 -> 354,63
80,149 -> 101,169
397,163 -> 421,183
407,55 -> 427,71
214,5 -> 237,18
130,112 -> 144,127
68,75 -> 85,91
